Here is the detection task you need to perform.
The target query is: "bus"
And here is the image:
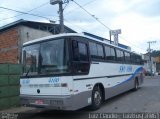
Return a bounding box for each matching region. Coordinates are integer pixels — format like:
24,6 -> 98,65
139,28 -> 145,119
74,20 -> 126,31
20,33 -> 144,110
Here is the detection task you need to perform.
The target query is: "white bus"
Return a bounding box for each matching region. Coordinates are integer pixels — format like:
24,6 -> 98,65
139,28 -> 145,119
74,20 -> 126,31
20,33 -> 144,110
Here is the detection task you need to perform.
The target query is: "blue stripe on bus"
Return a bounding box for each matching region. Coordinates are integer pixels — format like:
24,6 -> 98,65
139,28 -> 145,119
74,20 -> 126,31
113,67 -> 143,87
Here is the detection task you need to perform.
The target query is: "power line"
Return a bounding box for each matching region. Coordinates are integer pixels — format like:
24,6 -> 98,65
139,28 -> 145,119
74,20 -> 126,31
119,36 -> 145,52
0,1 -> 147,52
64,0 -> 97,15
83,0 -> 97,7
64,18 -> 89,32
0,7 -> 54,20
26,2 -> 49,13
63,2 -> 69,11
71,0 -> 145,51
0,2 -> 89,34
71,0 -> 111,30
0,2 -> 49,21
0,5 -> 86,33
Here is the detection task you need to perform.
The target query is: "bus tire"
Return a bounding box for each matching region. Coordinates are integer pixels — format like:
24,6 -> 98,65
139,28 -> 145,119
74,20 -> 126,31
90,86 -> 102,110
133,79 -> 139,91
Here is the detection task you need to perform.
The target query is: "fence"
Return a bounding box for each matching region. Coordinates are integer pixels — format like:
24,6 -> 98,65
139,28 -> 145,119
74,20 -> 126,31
0,64 -> 22,110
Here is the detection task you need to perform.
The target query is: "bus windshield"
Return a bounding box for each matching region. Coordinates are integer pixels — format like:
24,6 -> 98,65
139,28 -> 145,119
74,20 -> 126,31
22,39 -> 69,76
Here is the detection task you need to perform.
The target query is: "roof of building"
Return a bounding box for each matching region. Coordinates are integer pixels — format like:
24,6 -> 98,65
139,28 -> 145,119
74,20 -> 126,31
0,19 -> 76,34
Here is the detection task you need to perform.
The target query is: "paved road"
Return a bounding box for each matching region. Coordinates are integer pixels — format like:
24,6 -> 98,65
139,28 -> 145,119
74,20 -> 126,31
20,76 -> 160,119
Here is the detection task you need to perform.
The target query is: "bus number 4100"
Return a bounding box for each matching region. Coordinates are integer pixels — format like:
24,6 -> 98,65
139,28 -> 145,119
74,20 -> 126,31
48,77 -> 60,84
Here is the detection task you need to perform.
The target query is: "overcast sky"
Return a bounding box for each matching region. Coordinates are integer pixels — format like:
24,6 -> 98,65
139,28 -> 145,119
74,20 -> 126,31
1,0 -> 160,54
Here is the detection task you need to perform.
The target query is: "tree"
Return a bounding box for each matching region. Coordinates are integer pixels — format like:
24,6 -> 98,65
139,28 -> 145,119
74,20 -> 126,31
151,50 -> 160,57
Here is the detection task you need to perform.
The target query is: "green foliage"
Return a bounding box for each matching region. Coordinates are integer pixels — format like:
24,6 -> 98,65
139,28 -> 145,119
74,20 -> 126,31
151,50 -> 160,57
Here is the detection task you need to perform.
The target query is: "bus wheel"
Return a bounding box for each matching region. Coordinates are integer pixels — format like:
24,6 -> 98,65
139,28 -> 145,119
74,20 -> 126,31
90,86 -> 102,110
133,79 -> 139,91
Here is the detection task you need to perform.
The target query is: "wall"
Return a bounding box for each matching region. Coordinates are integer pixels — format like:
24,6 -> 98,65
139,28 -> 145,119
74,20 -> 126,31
156,63 -> 160,72
0,64 -> 22,110
19,26 -> 53,44
155,56 -> 160,63
0,25 -> 53,64
0,27 -> 19,63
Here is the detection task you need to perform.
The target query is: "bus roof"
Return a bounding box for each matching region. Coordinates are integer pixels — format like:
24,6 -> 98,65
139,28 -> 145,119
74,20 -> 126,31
23,33 -> 138,54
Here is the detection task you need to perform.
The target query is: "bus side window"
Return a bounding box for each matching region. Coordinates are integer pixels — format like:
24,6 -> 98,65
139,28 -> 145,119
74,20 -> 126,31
78,42 -> 88,61
136,55 -> 141,64
97,44 -> 104,59
89,42 -> 104,60
72,40 -> 88,61
125,52 -> 131,63
131,53 -> 136,64
111,48 -> 116,60
105,46 -> 116,61
89,42 -> 98,59
72,40 -> 90,74
116,49 -> 124,62
72,40 -> 79,61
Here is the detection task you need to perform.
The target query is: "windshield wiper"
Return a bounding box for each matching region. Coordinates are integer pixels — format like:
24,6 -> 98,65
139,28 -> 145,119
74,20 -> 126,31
25,66 -> 31,77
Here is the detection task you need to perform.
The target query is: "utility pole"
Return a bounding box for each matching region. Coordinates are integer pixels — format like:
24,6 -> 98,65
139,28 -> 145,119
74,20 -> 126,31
50,0 -> 69,33
147,41 -> 156,75
59,1 -> 64,33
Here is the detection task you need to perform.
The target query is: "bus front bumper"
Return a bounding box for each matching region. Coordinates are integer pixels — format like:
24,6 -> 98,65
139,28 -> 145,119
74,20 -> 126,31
20,95 -> 74,110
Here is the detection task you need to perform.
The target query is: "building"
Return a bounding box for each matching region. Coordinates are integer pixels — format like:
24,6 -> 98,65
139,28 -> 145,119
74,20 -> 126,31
142,53 -> 156,74
155,56 -> 160,63
155,56 -> 160,73
0,19 -> 76,63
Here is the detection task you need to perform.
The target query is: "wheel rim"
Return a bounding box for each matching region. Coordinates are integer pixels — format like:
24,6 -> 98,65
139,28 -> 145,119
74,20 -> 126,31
94,91 -> 102,106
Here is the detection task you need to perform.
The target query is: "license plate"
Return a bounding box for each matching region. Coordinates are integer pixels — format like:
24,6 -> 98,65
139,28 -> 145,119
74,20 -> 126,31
35,100 -> 44,105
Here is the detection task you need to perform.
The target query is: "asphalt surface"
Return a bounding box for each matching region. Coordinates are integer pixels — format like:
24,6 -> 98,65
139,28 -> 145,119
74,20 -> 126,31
19,76 -> 160,119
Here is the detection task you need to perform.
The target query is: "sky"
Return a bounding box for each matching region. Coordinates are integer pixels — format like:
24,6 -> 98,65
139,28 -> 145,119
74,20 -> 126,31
0,0 -> 160,54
